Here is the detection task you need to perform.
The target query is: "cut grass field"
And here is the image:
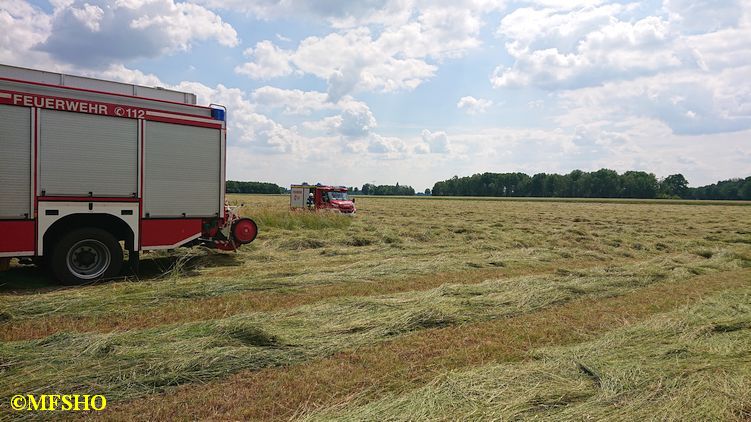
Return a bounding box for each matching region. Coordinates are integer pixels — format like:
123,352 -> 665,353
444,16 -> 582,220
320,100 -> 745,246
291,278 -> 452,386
0,195 -> 749,420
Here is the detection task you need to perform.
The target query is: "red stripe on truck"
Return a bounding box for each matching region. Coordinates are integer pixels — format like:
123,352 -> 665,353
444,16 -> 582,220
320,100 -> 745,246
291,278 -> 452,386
37,197 -> 140,202
0,221 -> 35,253
140,219 -> 203,248
0,89 -> 214,123
145,114 -> 223,129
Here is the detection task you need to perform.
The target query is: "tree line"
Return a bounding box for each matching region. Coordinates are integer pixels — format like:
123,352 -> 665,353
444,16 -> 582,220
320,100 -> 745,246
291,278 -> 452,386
226,172 -> 751,200
358,183 -> 415,196
431,170 -> 751,200
687,177 -> 751,200
226,180 -> 285,194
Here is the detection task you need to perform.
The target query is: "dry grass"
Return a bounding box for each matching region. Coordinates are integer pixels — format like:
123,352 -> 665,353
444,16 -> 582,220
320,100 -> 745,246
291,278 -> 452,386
1,259 -> 613,341
98,268 -> 751,421
1,252 -> 747,413
308,284 -> 751,421
0,195 -> 749,421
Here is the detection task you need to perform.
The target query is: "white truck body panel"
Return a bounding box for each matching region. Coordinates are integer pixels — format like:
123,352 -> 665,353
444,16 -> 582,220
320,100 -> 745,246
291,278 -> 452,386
290,186 -> 306,208
37,202 -> 140,255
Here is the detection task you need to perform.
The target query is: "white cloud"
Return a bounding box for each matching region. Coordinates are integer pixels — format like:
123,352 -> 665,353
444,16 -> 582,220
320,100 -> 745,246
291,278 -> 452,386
421,129 -> 450,153
664,0 -> 746,33
413,143 -> 431,154
234,2 -> 502,98
493,7 -> 687,89
194,0 -> 502,29
337,100 -> 378,137
251,86 -> 332,115
235,41 -> 293,79
193,0 -> 413,27
289,96 -> 378,139
367,133 -> 406,155
557,66 -> 751,135
0,1 -> 55,68
288,27 -> 438,99
489,0 -> 751,139
70,3 -> 104,32
36,0 -> 238,66
91,64 -> 164,86
457,96 -> 493,114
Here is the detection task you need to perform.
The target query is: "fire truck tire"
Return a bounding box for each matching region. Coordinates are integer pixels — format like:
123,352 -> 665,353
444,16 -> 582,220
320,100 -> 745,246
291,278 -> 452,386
51,228 -> 124,285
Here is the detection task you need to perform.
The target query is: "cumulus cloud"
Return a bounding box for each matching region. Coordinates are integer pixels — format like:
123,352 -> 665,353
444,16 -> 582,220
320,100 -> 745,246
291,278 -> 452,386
238,28 -> 439,100
70,3 -> 104,32
0,1 -> 55,68
490,0 -> 751,137
457,96 -> 493,114
557,67 -> 751,135
235,41 -> 293,79
195,0 -> 501,29
90,64 -> 164,86
234,2 -> 502,99
367,133 -> 406,155
492,6 -> 687,89
294,95 -> 378,139
664,0 -> 745,33
421,129 -> 450,153
251,86 -> 333,115
35,0 -> 239,66
194,0 -> 413,27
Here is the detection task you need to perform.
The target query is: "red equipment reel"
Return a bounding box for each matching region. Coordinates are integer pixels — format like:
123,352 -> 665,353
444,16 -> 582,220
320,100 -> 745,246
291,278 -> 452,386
231,218 -> 258,245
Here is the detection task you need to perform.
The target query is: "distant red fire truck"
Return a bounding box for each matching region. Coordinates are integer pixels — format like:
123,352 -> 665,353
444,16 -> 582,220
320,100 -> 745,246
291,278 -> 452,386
0,64 -> 257,284
290,184 -> 356,214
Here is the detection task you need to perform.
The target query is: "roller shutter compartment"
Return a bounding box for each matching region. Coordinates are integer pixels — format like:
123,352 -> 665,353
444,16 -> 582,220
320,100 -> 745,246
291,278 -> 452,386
144,121 -> 221,218
39,110 -> 137,197
0,105 -> 31,219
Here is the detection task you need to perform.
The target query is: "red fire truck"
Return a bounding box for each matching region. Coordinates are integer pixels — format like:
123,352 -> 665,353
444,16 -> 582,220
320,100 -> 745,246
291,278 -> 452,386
290,184 -> 356,214
0,64 -> 257,284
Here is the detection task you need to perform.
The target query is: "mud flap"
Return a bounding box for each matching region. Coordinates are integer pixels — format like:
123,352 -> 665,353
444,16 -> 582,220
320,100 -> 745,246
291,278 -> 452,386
0,258 -> 10,272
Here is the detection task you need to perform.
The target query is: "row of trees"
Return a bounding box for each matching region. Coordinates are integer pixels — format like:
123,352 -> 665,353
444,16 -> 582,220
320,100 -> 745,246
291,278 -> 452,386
431,170 -> 751,200
687,177 -> 751,200
226,180 -> 285,194
226,172 -> 751,200
359,183 -> 415,196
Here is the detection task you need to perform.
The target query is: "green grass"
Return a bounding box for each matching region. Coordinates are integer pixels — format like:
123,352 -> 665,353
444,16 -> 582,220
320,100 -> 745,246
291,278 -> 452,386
240,203 -> 354,231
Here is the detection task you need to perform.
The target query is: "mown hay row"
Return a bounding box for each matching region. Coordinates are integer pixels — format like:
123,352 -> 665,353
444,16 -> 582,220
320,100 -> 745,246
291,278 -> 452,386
0,251 -> 746,408
307,285 -> 751,421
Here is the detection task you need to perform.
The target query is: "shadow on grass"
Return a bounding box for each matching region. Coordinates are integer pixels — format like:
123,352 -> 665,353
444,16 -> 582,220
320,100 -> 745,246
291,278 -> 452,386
0,264 -> 55,292
0,250 -> 242,295
136,251 -> 242,280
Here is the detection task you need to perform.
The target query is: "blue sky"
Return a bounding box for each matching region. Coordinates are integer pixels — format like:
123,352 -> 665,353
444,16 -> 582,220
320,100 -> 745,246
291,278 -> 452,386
3,0 -> 750,190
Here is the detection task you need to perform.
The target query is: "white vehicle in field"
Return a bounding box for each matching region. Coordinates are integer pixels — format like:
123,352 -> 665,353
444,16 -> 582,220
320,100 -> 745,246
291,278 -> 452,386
0,64 -> 257,284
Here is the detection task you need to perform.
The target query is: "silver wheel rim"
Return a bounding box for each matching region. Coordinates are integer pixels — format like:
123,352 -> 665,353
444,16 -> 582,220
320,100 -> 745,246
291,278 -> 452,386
66,239 -> 111,280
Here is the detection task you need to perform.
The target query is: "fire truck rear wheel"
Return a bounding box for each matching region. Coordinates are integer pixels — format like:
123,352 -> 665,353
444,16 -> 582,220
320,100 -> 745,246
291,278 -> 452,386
51,228 -> 124,285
